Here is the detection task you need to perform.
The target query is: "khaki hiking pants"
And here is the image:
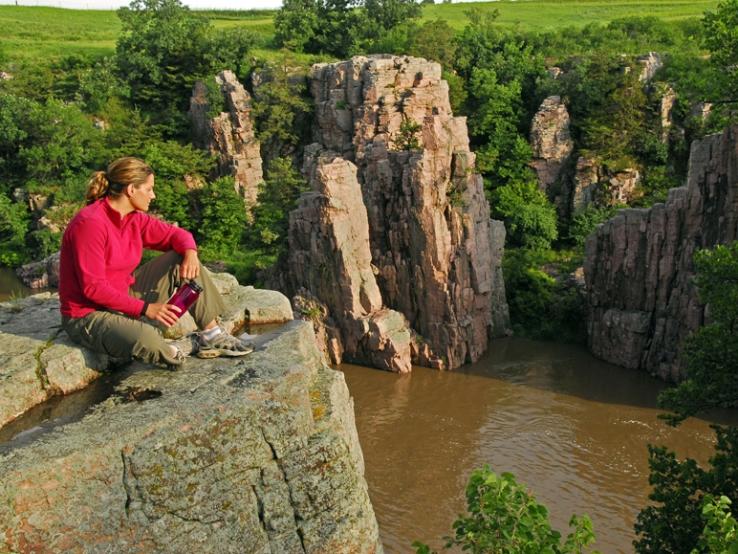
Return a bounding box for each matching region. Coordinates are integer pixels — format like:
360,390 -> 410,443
62,251 -> 225,366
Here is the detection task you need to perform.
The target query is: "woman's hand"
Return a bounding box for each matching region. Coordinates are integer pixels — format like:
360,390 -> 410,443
145,302 -> 182,328
180,249 -> 200,280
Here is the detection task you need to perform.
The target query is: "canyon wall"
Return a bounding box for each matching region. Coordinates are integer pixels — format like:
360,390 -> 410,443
584,125 -> 738,380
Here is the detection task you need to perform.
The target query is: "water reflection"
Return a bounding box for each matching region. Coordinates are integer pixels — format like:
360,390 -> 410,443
342,337 -> 733,554
0,267 -> 32,301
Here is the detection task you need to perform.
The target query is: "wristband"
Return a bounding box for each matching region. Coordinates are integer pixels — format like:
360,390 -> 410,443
141,302 -> 149,318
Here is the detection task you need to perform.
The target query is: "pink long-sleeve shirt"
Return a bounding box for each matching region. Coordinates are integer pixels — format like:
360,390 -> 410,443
59,197 -> 197,319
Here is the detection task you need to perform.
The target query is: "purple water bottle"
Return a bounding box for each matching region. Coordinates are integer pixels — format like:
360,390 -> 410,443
167,280 -> 203,319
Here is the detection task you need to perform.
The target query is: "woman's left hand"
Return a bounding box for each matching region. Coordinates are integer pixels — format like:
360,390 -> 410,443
180,249 -> 200,280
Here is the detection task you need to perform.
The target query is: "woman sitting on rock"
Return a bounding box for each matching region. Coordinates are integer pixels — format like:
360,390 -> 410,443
59,156 -> 252,368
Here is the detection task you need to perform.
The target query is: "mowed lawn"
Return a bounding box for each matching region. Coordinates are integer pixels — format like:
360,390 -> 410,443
0,0 -> 719,64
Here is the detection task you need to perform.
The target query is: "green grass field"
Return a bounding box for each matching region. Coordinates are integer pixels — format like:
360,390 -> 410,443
0,0 -> 720,64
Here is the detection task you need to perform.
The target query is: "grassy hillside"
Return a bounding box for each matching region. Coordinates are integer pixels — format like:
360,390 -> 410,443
0,0 -> 719,64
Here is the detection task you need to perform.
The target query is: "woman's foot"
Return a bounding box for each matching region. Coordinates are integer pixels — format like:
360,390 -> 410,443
197,328 -> 254,358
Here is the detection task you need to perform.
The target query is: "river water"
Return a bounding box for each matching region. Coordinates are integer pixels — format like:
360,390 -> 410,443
0,269 -> 727,553
341,338 -> 729,554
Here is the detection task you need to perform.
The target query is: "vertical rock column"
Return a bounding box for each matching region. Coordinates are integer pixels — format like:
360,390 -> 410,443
289,152 -> 413,373
308,55 -> 510,369
584,125 -> 738,380
530,95 -> 573,195
189,70 -> 264,210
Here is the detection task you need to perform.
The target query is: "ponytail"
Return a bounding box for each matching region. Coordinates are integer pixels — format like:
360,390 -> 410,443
84,157 -> 153,205
85,171 -> 109,204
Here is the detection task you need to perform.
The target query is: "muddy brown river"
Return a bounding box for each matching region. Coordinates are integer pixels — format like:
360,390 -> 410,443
341,338 -> 730,554
0,269 -> 729,553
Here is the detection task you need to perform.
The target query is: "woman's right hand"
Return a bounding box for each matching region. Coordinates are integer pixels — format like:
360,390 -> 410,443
145,302 -> 182,328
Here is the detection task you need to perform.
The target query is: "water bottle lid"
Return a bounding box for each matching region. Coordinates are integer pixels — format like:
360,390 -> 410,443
188,280 -> 203,293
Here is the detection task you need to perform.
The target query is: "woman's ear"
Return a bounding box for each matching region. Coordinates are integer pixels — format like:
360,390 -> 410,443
126,183 -> 135,197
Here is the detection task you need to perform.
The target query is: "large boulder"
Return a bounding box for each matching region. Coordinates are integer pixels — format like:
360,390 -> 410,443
0,275 -> 293,428
584,125 -> 738,380
0,321 -> 382,553
293,55 -> 510,370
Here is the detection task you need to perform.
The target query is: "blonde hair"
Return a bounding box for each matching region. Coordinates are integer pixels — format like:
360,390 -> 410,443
85,157 -> 154,205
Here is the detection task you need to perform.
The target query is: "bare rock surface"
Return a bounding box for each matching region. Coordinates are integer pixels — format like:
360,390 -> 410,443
190,70 -> 263,209
16,251 -> 61,289
584,126 -> 738,379
289,154 -> 412,373
0,321 -> 382,553
0,275 -> 293,428
637,52 -> 663,82
530,96 -> 574,193
295,55 -> 510,370
570,157 -> 641,213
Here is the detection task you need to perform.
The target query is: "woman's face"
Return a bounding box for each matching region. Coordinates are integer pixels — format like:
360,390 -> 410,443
129,174 -> 156,212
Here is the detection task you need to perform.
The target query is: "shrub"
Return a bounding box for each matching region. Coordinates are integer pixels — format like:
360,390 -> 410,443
0,194 -> 31,267
492,180 -> 558,250
413,467 -> 599,554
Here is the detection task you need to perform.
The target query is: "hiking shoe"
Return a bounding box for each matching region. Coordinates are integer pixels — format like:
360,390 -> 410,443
165,347 -> 186,371
197,330 -> 254,359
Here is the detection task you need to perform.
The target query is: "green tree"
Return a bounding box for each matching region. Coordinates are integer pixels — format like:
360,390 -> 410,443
409,19 -> 457,70
115,0 -> 215,134
250,156 -> 309,255
703,0 -> 738,99
692,496 -> 738,553
492,180 -> 558,250
0,194 -> 31,267
195,176 -> 247,259
414,467 -> 599,554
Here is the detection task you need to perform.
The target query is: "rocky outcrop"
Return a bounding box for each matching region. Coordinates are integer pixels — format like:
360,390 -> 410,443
294,55 -> 510,370
637,52 -> 663,83
189,70 -> 263,209
16,251 -> 60,289
0,274 -> 293,428
659,85 -> 677,142
288,153 -> 412,372
0,320 -> 382,553
584,126 -> 738,380
570,157 -> 641,213
530,96 -> 574,193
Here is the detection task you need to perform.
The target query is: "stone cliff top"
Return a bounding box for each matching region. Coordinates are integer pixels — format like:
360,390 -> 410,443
0,280 -> 382,552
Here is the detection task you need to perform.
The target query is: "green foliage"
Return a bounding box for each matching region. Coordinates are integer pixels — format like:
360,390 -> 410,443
492,180 -> 558,250
0,194 -> 31,267
409,19 -> 457,69
413,467 -> 599,554
250,156 -> 309,256
251,60 -> 312,164
703,0 -> 738,100
502,248 -> 586,342
274,0 -> 420,58
0,92 -> 103,195
692,495 -> 738,554
635,426 -> 738,553
658,242 -> 738,423
393,118 -> 422,151
566,205 -> 619,248
194,176 -> 247,259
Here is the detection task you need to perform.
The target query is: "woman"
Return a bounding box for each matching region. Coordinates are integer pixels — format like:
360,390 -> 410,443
59,156 -> 252,368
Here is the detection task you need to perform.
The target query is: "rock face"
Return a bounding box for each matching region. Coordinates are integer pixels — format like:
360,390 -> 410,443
570,157 -> 641,213
288,153 -> 412,372
291,55 -> 510,370
584,125 -> 738,380
637,52 -> 663,83
0,320 -> 383,553
190,70 -> 264,209
16,251 -> 61,289
530,96 -> 574,193
660,85 -> 677,142
0,275 -> 293,428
